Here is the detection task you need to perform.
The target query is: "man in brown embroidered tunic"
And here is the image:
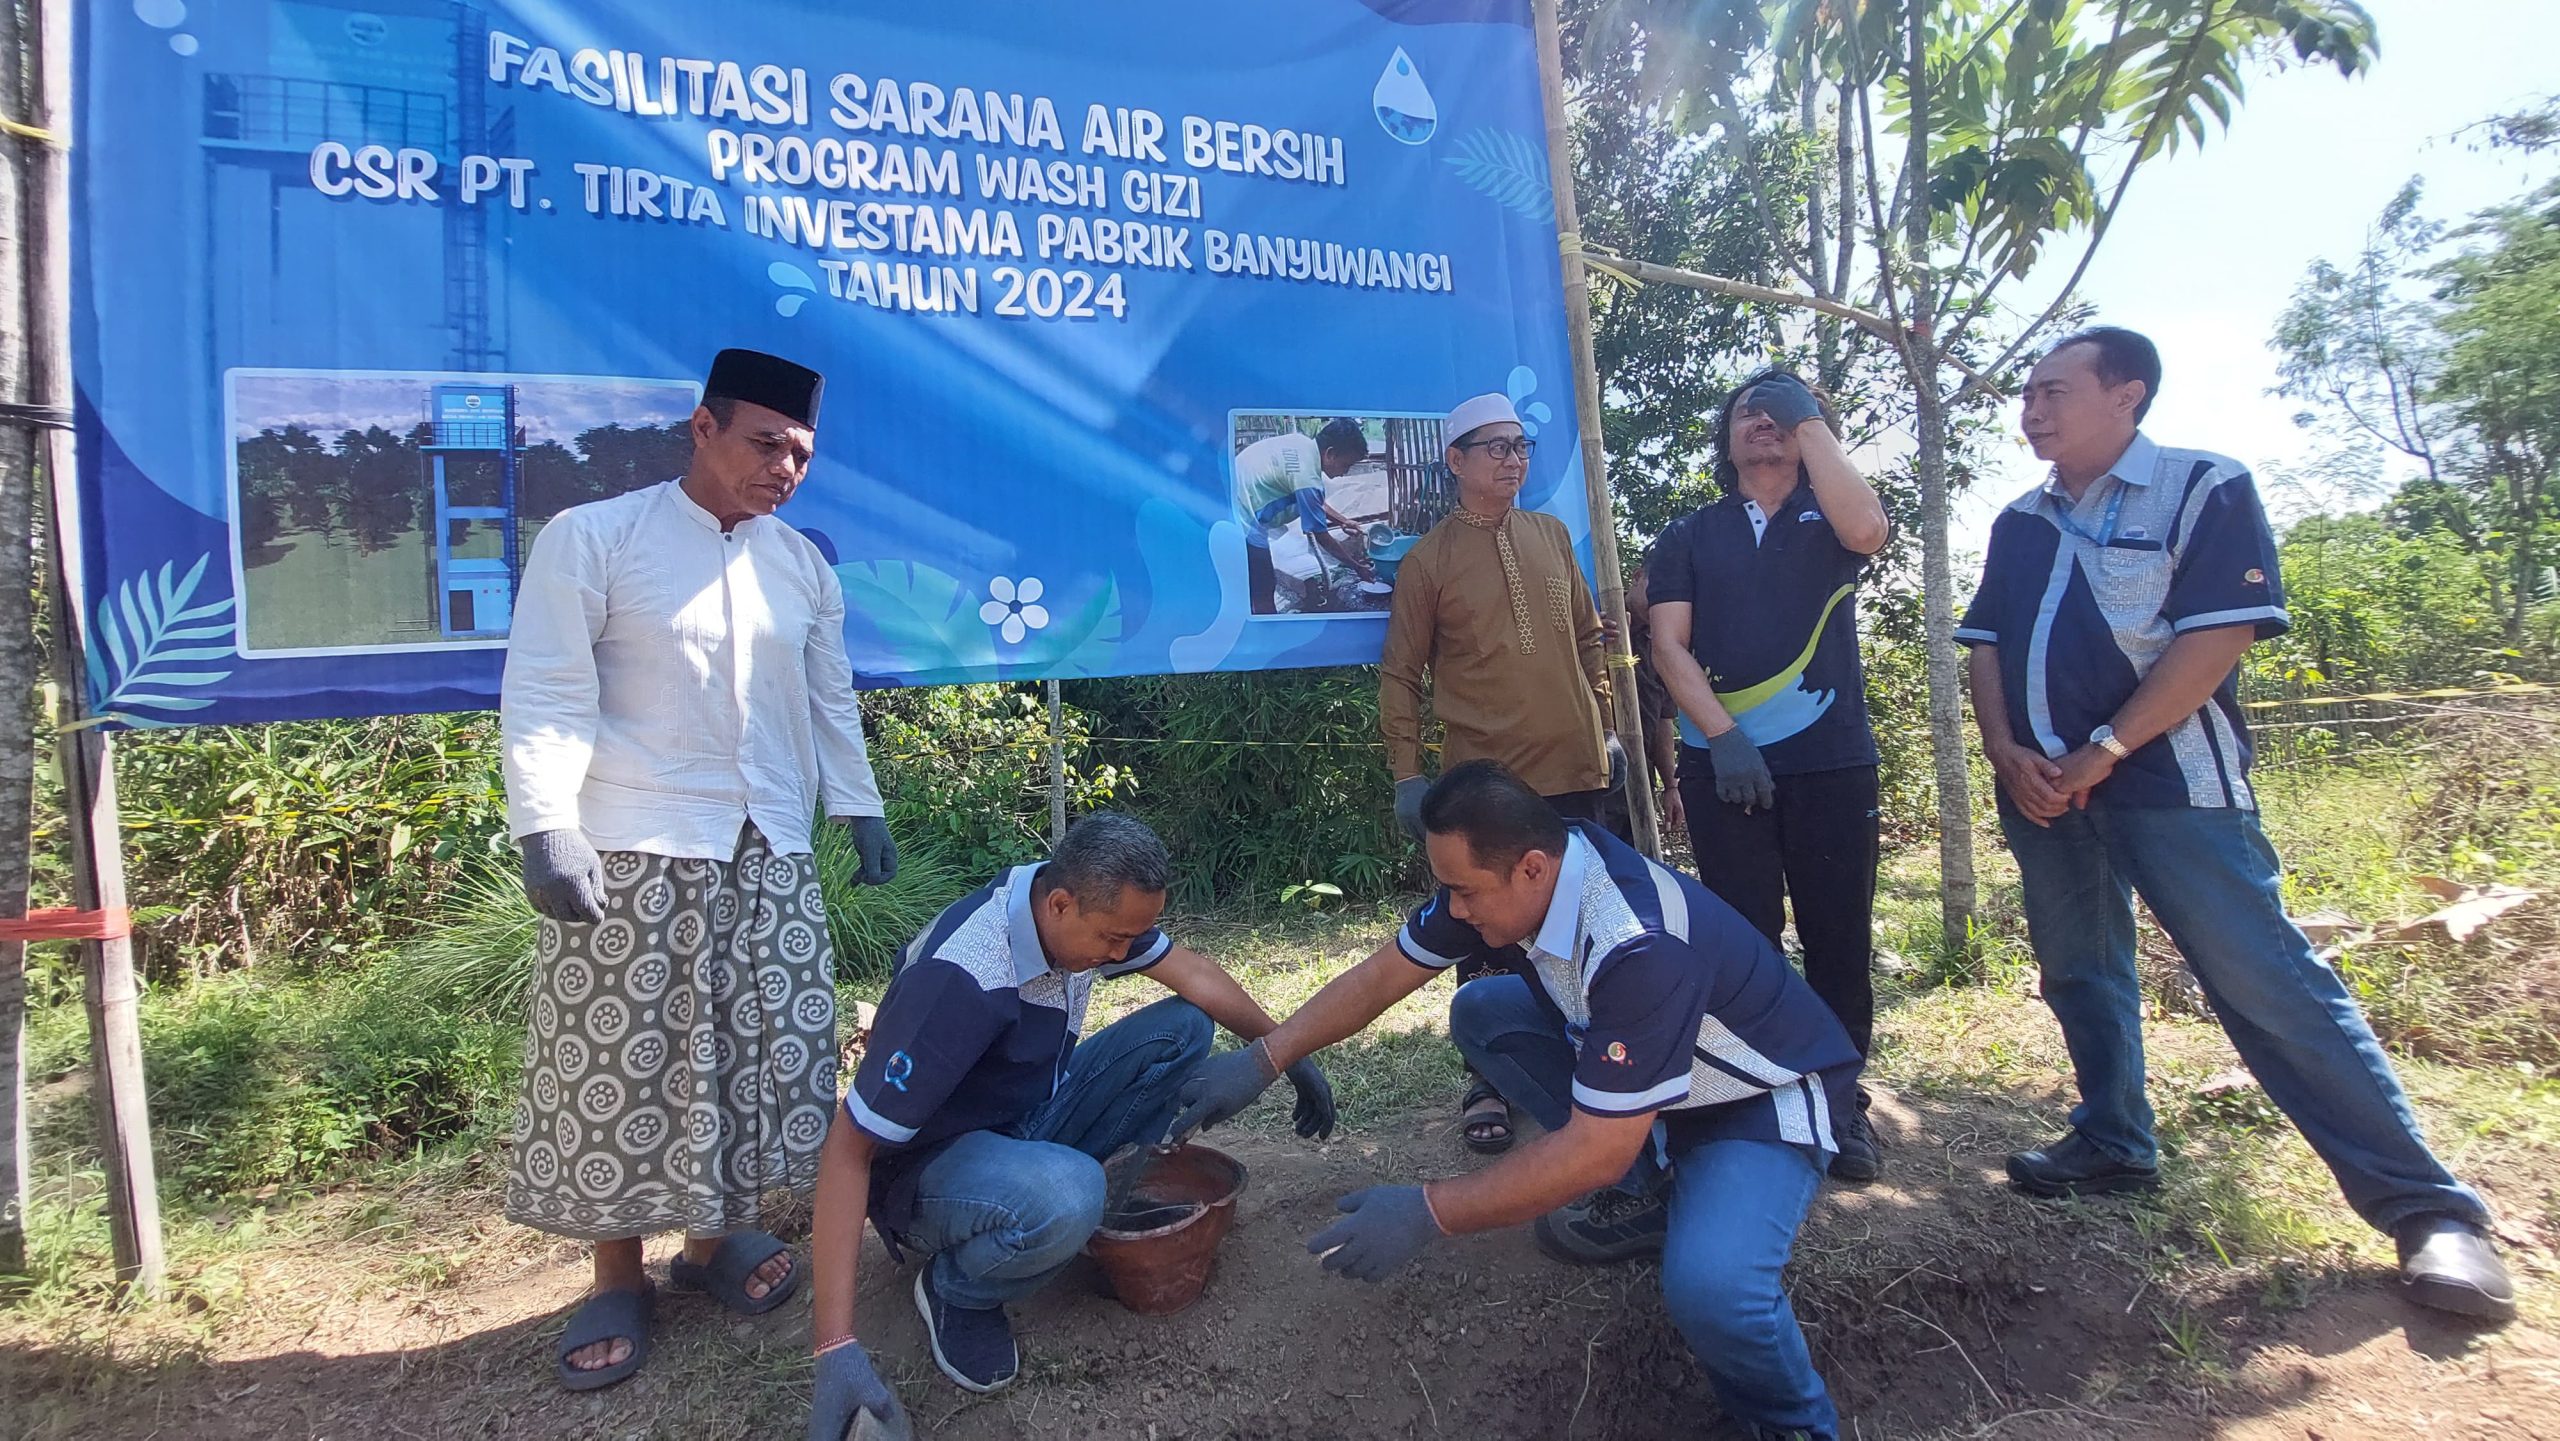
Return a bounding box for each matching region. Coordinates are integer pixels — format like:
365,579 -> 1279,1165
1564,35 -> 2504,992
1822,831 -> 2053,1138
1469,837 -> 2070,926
1380,390 -> 1623,1154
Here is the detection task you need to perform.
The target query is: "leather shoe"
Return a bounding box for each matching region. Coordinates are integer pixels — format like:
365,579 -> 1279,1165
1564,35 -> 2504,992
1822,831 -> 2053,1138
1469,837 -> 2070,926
2005,1131 -> 2159,1198
2396,1215 -> 2516,1322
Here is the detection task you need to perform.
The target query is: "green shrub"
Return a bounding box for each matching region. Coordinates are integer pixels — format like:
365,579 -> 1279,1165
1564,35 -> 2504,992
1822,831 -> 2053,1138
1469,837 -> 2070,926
30,968 -> 521,1197
1073,669 -> 1411,908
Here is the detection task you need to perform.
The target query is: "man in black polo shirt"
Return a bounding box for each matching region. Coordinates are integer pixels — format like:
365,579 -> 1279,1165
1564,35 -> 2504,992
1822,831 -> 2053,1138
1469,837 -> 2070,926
802,815 -> 1334,1436
1646,369 -> 1891,1183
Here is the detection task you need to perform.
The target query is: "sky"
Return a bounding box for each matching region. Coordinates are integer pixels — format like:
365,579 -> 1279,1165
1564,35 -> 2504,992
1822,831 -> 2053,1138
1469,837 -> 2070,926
231,374 -> 699,449
1938,0 -> 2559,557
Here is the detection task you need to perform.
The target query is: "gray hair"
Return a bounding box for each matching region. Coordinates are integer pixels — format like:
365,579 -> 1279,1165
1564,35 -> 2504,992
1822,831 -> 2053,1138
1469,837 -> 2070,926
1035,813 -> 1172,909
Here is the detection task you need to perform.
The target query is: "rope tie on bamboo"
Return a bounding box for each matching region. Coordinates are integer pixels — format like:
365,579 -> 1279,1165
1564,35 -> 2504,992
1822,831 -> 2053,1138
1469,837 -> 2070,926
0,907 -> 134,941
0,402 -> 74,431
0,115 -> 64,146
1557,231 -> 1643,299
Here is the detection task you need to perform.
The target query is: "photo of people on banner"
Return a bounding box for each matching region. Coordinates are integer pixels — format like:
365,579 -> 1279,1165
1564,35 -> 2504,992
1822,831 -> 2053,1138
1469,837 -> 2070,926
1231,411 -> 1461,618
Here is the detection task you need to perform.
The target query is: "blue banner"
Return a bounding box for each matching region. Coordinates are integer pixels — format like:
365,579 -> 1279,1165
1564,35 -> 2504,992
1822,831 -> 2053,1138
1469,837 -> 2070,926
75,0 -> 1588,725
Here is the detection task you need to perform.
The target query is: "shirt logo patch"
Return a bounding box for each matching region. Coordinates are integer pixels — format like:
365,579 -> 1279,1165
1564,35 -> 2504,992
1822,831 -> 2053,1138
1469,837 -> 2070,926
1604,1041 -> 1630,1064
883,1051 -> 914,1092
1798,510 -> 1824,523
2244,567 -> 2266,585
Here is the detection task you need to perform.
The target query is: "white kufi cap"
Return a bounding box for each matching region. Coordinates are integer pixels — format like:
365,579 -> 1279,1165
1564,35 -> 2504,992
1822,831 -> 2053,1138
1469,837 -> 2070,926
1442,392 -> 1520,444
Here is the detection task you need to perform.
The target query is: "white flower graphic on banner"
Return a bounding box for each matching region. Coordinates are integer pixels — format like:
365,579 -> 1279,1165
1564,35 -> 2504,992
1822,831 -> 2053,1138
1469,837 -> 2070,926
979,576 -> 1051,645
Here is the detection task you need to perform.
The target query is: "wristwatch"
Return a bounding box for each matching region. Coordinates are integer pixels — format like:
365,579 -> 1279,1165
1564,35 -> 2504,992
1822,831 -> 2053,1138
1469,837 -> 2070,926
2089,725 -> 2132,760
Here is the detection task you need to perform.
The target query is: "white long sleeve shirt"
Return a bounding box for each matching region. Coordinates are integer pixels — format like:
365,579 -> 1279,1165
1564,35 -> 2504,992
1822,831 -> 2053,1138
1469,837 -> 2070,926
500,479 -> 884,859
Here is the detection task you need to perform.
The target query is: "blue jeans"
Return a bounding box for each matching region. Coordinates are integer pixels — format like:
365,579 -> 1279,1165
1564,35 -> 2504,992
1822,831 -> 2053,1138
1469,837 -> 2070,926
899,997 -> 1213,1310
1451,975 -> 1838,1440
2000,801 -> 2488,1233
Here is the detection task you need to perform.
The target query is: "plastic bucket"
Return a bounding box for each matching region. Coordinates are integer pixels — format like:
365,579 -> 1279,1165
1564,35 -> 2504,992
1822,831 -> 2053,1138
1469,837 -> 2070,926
1085,1143 -> 1249,1315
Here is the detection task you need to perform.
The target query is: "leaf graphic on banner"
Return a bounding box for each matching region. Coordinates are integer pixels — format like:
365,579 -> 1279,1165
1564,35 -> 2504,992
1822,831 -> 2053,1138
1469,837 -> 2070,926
1443,131 -> 1552,220
90,552 -> 237,725
833,560 -> 998,679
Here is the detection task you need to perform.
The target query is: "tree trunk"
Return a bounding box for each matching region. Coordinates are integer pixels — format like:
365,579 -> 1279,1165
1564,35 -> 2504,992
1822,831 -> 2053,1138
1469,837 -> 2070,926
1904,0 -> 1977,956
0,0 -> 42,1278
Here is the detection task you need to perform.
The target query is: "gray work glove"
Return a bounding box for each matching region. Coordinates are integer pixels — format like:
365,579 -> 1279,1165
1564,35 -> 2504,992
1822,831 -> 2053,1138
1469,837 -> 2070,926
1705,726 -> 1777,812
1308,1185 -> 1443,1283
1285,1057 -> 1337,1140
1393,775 -> 1430,842
519,829 -> 606,924
835,814 -> 899,887
1606,732 -> 1628,791
809,1339 -> 911,1441
1739,372 -> 1824,430
1167,1039 -> 1280,1142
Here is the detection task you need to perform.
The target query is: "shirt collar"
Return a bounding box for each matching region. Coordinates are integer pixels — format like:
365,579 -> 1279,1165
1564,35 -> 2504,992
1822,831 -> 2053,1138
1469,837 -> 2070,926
1004,864 -> 1054,986
2040,431 -> 2159,505
1529,827 -> 1597,961
666,476 -> 753,535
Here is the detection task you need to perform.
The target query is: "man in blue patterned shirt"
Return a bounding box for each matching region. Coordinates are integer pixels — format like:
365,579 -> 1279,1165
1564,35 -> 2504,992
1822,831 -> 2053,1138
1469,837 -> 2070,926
1170,760 -> 1860,1441
800,814 -> 1334,1437
1960,326 -> 2512,1322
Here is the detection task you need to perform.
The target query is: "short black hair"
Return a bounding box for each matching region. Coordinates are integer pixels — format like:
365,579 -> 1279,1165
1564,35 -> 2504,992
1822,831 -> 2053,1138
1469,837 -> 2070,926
1316,418 -> 1368,462
1420,760 -> 1566,873
1709,367 -> 1835,497
2047,325 -> 2162,424
701,396 -> 740,429
1033,813 -> 1171,910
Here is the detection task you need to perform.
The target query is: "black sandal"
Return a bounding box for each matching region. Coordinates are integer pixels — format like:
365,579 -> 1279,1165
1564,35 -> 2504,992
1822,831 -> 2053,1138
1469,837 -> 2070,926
1460,1078 -> 1515,1155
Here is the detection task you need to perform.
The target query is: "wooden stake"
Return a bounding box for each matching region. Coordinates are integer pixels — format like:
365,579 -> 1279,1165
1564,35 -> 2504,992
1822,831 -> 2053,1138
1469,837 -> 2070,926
29,0 -> 163,1296
1046,679 -> 1067,846
0,0 -> 43,1280
1530,0 -> 1661,857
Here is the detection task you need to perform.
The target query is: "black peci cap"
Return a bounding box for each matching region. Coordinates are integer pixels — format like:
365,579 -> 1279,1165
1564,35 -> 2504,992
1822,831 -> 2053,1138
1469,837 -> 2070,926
702,348 -> 823,429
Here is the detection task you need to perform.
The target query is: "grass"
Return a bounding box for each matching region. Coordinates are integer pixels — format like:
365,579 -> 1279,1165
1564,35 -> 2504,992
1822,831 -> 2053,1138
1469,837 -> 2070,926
241,529 -> 455,652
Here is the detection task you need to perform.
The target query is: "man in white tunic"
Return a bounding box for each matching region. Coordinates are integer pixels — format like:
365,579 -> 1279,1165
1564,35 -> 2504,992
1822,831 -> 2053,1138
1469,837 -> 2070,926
500,349 -> 898,1390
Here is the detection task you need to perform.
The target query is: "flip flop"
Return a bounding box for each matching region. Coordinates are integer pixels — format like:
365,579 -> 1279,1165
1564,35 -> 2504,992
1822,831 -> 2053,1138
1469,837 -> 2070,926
557,1286 -> 653,1392
668,1230 -> 801,1316
1461,1078 -> 1515,1155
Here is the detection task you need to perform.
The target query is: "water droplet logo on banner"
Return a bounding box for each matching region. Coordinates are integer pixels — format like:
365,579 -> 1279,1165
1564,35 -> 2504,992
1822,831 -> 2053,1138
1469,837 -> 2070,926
1373,48 -> 1437,145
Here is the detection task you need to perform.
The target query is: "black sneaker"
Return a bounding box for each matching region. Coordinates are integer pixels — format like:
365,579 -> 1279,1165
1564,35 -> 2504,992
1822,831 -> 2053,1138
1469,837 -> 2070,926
2395,1214 -> 2517,1322
1828,1099 -> 1880,1184
2005,1131 -> 2159,1198
913,1268 -> 1019,1393
1533,1186 -> 1667,1265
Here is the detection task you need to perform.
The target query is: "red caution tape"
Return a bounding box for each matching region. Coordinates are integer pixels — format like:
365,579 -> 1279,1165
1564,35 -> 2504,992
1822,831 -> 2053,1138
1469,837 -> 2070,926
0,907 -> 134,941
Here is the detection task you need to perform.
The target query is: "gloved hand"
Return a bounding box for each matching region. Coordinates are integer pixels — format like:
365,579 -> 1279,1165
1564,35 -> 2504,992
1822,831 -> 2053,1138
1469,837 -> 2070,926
809,1339 -> 911,1441
520,829 -> 606,923
1393,775 -> 1430,841
1605,732 -> 1628,791
1284,1056 -> 1336,1140
835,814 -> 899,887
1705,725 -> 1777,812
1739,372 -> 1824,430
1308,1185 -> 1444,1282
1167,1039 -> 1280,1142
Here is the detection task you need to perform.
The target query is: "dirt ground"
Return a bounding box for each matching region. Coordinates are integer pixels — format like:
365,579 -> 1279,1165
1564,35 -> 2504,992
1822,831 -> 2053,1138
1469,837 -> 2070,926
4,1084 -> 2553,1441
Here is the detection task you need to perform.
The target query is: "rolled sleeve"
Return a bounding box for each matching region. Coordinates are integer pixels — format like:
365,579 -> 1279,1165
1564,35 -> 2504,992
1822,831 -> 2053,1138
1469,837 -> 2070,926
2165,476 -> 2290,639
500,515 -> 608,839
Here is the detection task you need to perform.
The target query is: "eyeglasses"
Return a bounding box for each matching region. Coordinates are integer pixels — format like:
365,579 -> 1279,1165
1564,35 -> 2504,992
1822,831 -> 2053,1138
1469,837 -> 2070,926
1455,437 -> 1537,461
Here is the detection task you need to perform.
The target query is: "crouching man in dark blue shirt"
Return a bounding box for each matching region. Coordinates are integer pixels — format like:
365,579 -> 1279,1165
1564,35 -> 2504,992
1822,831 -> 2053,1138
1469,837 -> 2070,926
1171,760 -> 1861,1441
803,814 -> 1334,1438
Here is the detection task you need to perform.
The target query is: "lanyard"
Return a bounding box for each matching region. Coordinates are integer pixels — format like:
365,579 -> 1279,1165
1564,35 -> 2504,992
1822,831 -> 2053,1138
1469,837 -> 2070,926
2049,477 -> 2128,547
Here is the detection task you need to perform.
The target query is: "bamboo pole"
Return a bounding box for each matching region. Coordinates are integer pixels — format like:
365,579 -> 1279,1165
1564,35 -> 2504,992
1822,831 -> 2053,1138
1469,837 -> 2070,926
30,0 -> 163,1296
0,0 -> 38,1280
1046,680 -> 1067,846
1530,0 -> 1660,857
